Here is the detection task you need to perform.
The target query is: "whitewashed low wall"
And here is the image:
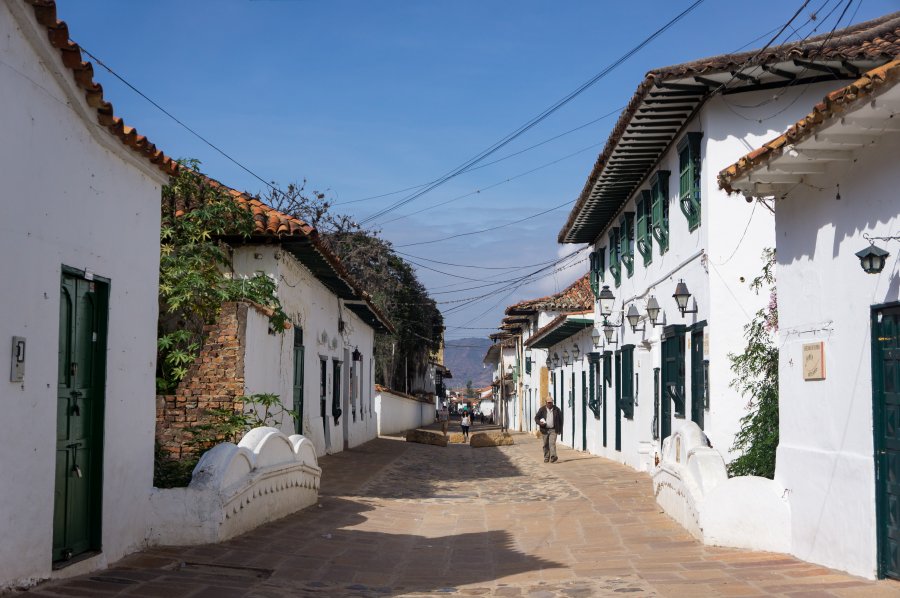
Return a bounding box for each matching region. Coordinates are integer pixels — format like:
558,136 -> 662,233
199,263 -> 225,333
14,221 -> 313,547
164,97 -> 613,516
653,421 -> 790,553
148,427 -> 320,545
375,390 -> 435,435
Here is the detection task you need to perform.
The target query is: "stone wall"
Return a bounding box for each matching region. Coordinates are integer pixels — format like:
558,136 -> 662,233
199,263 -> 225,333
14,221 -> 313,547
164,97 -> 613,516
156,302 -> 248,461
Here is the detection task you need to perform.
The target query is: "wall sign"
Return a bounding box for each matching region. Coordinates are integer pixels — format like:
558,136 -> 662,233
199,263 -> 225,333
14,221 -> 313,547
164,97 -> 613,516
802,342 -> 826,381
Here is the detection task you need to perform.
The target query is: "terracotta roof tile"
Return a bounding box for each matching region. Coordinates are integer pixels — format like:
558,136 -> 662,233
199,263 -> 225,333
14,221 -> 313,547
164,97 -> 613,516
504,274 -> 593,316
559,12 -> 900,243
24,0 -> 178,177
718,58 -> 900,192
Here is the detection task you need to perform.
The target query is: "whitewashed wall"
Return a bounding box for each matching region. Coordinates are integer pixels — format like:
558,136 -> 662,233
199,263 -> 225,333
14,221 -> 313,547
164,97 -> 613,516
583,83 -> 842,471
374,389 -> 435,435
0,3 -> 168,589
233,246 -> 378,457
773,131 -> 900,578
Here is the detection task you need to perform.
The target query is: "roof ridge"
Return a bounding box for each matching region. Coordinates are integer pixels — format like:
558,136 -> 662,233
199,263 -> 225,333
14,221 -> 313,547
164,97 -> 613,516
559,11 -> 900,244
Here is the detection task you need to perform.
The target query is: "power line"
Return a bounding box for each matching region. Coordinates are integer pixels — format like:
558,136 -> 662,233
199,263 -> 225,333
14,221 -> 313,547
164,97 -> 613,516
78,46 -> 278,194
379,140 -> 604,226
358,0 -> 707,226
396,199 -> 575,248
393,250 -> 557,271
334,106 -> 623,207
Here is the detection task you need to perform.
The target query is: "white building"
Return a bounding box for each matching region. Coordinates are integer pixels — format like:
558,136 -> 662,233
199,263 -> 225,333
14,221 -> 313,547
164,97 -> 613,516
499,275 -> 595,440
0,0 -> 174,588
719,58 -> 900,579
556,13 -> 900,473
225,190 -> 394,457
482,338 -> 517,428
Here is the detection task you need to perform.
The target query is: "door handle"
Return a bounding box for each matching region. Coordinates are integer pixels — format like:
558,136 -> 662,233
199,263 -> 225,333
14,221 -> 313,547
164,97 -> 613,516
70,390 -> 82,416
67,443 -> 84,478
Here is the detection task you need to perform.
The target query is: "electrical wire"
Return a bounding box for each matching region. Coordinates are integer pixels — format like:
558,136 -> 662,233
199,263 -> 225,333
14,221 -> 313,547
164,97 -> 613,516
334,106 -> 624,206
357,0 -> 708,226
379,140 -> 604,226
396,199 -> 575,248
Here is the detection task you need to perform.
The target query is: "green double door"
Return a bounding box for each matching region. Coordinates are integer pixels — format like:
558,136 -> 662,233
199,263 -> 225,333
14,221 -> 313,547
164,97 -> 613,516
874,304 -> 900,580
55,271 -> 107,563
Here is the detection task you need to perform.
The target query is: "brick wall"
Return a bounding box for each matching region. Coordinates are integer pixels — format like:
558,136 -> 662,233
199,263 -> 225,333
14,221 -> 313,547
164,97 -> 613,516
156,302 -> 248,461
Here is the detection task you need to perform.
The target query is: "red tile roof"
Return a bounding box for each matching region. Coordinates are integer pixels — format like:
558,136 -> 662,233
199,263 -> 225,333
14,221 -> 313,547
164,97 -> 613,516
718,58 -> 900,193
24,0 -> 177,177
505,274 -> 593,316
558,12 -> 900,243
21,2 -> 393,334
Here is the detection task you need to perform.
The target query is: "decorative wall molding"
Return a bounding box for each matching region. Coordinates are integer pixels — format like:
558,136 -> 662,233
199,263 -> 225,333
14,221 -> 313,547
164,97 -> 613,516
653,421 -> 790,553
148,427 -> 321,546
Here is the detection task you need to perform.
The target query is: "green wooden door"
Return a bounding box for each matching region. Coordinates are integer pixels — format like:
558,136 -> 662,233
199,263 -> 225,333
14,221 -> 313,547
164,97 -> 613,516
581,370 -> 587,450
661,325 -> 686,445
602,351 -> 611,448
690,325 -> 705,429
559,372 -> 564,442
875,304 -> 900,579
570,371 -> 575,444
614,350 -> 622,451
292,327 -> 304,435
55,272 -> 106,563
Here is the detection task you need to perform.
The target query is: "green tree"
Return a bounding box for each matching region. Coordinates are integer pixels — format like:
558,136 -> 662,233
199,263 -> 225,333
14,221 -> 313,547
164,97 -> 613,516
266,183 -> 443,391
157,160 -> 287,393
466,379 -> 475,399
728,248 -> 778,478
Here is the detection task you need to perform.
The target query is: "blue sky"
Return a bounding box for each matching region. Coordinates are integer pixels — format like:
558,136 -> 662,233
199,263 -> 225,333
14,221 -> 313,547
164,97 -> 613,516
57,0 -> 898,340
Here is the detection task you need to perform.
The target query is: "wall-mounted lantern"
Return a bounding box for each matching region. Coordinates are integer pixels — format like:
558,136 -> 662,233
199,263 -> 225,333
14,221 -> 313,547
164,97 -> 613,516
646,296 -> 663,326
572,344 -> 580,362
626,304 -> 644,333
856,241 -> 891,274
603,324 -> 618,346
562,349 -> 571,366
598,285 -> 616,322
591,327 -> 602,348
673,279 -> 698,316
552,352 -> 561,368
352,347 -> 362,361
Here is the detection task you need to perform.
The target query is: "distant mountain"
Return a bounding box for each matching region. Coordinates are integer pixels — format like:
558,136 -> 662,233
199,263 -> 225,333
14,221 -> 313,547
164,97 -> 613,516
444,337 -> 493,388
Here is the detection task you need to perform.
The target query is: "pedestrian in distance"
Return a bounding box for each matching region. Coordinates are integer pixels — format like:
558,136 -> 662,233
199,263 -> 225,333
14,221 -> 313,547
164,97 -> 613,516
460,413 -> 471,441
438,406 -> 450,437
535,397 -> 563,463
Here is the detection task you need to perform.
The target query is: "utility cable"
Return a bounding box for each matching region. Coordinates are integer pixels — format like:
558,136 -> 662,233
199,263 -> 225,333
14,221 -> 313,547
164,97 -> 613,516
358,0 -> 707,225
396,199 -> 575,248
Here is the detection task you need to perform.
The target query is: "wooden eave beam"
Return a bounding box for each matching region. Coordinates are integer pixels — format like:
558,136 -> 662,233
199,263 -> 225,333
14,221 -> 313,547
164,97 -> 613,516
761,64 -> 797,80
793,59 -> 847,78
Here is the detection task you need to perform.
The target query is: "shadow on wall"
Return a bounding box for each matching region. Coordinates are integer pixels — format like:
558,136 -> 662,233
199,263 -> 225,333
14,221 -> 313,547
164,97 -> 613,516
88,497 -> 562,597
774,134 -> 900,270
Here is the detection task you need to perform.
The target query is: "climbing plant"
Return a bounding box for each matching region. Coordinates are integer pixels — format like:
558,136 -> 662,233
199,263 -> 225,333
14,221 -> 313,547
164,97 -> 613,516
727,248 -> 778,478
154,393 -> 296,488
157,160 -> 287,393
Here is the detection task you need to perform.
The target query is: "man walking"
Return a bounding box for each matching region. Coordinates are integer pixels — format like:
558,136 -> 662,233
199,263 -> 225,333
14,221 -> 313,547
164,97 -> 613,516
534,397 -> 563,463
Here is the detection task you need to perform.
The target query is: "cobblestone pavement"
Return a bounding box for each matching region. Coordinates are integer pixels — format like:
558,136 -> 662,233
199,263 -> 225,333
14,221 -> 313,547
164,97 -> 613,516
18,432 -> 900,597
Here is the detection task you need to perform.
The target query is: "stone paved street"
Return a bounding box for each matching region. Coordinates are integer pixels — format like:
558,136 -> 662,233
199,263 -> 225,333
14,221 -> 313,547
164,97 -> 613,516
19,432 -> 900,597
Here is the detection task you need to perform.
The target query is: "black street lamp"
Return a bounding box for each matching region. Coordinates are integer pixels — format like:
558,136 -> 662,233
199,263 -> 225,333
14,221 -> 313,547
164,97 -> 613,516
673,279 -> 698,316
856,244 -> 890,274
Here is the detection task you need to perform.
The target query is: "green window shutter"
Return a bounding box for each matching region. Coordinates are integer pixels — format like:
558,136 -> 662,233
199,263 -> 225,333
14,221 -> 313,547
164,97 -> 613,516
589,251 -> 600,298
636,190 -> 653,266
598,247 -> 605,282
619,344 -> 635,419
678,132 -> 702,231
525,355 -> 532,375
609,228 -> 621,287
619,212 -> 635,278
650,170 -> 671,254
